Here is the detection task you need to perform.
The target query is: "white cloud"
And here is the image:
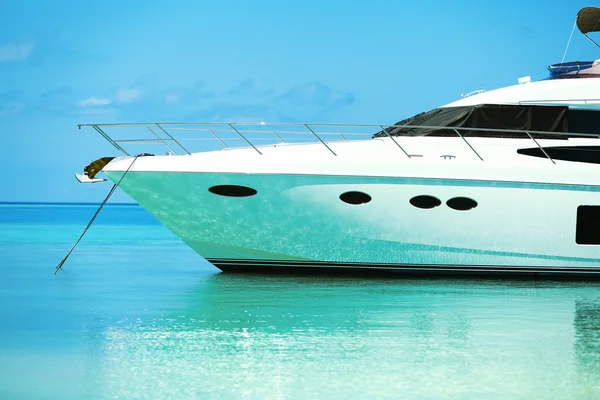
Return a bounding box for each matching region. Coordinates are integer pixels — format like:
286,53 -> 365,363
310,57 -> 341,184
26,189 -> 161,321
116,88 -> 141,103
0,42 -> 33,63
73,107 -> 116,116
79,97 -> 111,106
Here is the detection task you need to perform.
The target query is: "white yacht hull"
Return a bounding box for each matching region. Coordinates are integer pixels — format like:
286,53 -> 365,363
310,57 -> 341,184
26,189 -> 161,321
80,41 -> 600,277
104,142 -> 600,276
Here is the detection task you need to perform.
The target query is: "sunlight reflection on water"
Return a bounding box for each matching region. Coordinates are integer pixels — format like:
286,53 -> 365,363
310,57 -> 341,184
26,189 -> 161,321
1,205 -> 600,399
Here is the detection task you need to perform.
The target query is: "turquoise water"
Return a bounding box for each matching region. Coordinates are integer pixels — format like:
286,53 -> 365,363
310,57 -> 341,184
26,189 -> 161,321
2,204 -> 600,399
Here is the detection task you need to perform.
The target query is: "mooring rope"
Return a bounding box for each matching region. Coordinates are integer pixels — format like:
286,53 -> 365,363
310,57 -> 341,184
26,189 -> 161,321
54,156 -> 139,275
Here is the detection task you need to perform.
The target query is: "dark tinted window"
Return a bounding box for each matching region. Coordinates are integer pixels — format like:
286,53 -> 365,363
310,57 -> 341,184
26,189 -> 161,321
568,109 -> 600,134
374,104 -> 572,139
576,206 -> 600,245
517,146 -> 600,164
209,185 -> 257,197
409,195 -> 442,209
340,191 -> 371,205
446,197 -> 478,211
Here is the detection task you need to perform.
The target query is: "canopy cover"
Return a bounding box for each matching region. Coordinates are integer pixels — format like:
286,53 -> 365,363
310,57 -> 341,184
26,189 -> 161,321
374,104 -> 600,139
577,7 -> 600,34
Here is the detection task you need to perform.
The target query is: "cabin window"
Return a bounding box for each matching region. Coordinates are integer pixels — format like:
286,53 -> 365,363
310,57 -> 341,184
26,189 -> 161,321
340,191 -> 371,205
576,206 -> 600,245
409,195 -> 442,209
208,185 -> 257,197
446,197 -> 478,211
517,146 -> 600,164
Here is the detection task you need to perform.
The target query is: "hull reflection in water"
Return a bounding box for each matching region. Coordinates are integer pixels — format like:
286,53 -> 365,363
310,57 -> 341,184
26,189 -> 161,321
575,299 -> 600,388
94,275 -> 600,399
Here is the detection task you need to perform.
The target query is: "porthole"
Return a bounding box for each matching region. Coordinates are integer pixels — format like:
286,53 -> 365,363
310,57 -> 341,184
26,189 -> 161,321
409,195 -> 442,209
209,185 -> 257,197
340,191 -> 371,205
446,197 -> 477,211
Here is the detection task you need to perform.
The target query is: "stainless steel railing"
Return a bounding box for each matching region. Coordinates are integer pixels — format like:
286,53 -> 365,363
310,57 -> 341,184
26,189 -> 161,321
78,121 -> 600,164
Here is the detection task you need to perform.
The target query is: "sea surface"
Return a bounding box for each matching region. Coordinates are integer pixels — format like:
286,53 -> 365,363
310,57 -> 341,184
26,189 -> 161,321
1,203 -> 600,399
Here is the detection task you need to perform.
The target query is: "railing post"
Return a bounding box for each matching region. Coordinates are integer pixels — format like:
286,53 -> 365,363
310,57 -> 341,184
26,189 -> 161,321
147,127 -> 177,155
93,125 -> 130,156
227,123 -> 263,155
304,124 -> 336,156
524,131 -> 555,164
155,124 -> 191,155
273,131 -> 286,143
209,129 -> 228,148
379,125 -> 411,159
452,128 -> 484,161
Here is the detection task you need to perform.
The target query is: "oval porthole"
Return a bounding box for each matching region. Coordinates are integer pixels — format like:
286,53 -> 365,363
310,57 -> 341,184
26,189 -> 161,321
209,185 -> 257,197
409,195 -> 442,209
446,197 -> 478,211
340,191 -> 371,205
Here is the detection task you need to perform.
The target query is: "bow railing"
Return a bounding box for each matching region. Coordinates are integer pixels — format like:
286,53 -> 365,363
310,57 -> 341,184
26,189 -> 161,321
78,121 -> 600,164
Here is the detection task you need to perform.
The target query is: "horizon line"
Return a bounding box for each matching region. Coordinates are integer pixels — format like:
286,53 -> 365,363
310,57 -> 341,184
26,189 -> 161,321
0,201 -> 139,206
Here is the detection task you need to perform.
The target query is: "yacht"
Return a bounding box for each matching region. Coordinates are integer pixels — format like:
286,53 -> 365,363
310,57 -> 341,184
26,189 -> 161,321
78,7 -> 600,277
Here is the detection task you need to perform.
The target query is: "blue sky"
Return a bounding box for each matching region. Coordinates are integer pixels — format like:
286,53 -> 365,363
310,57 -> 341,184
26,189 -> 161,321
0,0 -> 597,202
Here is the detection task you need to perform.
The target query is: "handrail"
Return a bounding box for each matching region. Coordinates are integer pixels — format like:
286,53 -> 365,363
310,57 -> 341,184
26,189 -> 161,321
524,131 -> 556,164
304,124 -> 336,156
92,125 -> 130,156
208,128 -> 228,148
452,128 -> 484,161
379,125 -> 411,159
155,123 -> 191,155
79,121 -> 600,139
78,120 -> 600,161
518,99 -> 600,105
228,123 -> 262,155
147,127 -> 177,155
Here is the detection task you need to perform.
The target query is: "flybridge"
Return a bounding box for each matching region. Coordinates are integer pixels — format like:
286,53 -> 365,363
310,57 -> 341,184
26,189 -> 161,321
547,7 -> 600,80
